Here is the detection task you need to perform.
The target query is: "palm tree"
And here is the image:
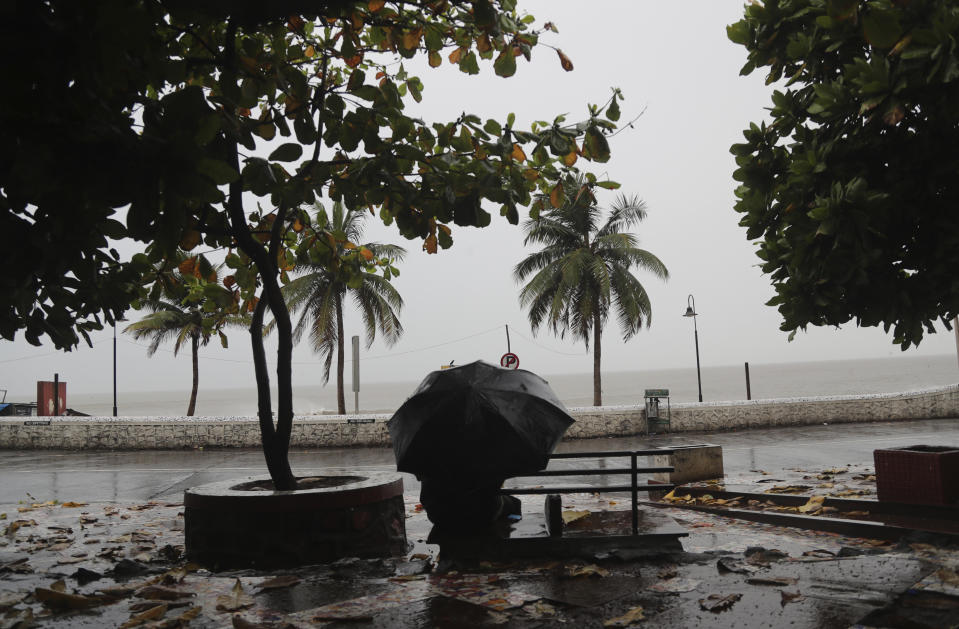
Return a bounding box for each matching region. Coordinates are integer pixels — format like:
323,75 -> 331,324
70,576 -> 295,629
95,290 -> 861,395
124,254 -> 244,416
514,175 -> 669,406
284,203 -> 406,414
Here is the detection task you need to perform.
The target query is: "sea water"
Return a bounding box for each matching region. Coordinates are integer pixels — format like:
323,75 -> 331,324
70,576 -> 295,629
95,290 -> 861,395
63,354 -> 959,417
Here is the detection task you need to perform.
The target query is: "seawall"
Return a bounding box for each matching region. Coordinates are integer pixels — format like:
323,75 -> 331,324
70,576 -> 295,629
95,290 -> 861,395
2,385 -> 957,450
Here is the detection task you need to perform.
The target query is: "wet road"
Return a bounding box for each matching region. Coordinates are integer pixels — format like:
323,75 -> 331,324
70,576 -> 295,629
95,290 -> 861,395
1,418 -> 957,506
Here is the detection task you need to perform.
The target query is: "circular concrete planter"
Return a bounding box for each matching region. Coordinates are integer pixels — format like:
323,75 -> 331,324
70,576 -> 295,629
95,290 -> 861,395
184,472 -> 407,568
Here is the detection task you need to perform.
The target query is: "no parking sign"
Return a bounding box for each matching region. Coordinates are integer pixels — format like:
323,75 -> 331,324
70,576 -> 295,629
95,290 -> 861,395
500,352 -> 519,369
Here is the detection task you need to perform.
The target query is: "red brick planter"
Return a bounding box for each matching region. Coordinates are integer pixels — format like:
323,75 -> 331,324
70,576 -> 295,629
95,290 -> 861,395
184,472 -> 407,569
874,445 -> 959,505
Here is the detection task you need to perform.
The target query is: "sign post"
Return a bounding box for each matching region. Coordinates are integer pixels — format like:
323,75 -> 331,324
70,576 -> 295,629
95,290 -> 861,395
351,335 -> 360,414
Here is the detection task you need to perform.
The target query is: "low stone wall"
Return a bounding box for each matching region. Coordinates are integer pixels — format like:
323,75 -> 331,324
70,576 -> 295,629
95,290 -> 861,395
2,385 -> 957,450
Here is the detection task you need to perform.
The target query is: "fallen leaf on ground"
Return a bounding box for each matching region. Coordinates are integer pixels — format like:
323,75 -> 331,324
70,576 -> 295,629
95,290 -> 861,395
798,496 -> 826,514
35,587 -> 110,611
410,553 -> 430,561
567,564 -> 610,578
747,576 -> 798,586
0,607 -> 33,628
5,520 -> 36,537
128,502 -> 161,512
936,568 -> 959,587
561,510 -> 590,524
525,600 -> 558,618
485,610 -> 510,625
604,604 -> 645,626
60,502 -> 88,508
0,558 -> 32,574
648,577 -> 700,593
832,489 -> 871,497
256,575 -> 301,591
657,566 -> 678,580
765,485 -> 810,495
135,585 -> 195,601
717,557 -> 758,574
699,593 -> 741,612
176,606 -> 202,622
821,468 -> 848,475
839,511 -> 870,518
745,548 -> 788,567
801,549 -> 835,559
119,603 -> 167,628
216,578 -> 254,612
129,600 -> 190,612
780,590 -> 804,605
0,591 -> 28,609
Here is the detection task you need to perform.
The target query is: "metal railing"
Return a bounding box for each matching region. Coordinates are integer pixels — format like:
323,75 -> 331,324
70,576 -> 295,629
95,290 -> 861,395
501,449 -> 675,535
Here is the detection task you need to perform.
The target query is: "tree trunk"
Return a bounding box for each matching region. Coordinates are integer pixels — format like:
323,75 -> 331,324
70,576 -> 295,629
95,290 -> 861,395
250,295 -> 296,489
335,292 -> 346,415
593,312 -> 603,406
223,20 -> 296,490
187,334 -> 199,416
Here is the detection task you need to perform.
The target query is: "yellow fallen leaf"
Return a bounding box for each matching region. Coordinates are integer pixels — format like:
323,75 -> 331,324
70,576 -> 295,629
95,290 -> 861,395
798,495 -> 826,514
216,578 -> 254,612
568,564 -> 610,578
61,501 -> 88,508
561,510 -> 589,524
119,603 -> 167,629
661,489 -> 676,501
604,605 -> 644,626
5,519 -> 36,536
176,606 -> 202,622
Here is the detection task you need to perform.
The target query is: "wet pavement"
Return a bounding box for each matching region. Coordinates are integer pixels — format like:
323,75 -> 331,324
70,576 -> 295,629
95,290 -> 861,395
0,418 -> 958,627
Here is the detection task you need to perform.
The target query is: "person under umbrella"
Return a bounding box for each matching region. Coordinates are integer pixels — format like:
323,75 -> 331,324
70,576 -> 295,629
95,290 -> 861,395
388,360 -> 575,532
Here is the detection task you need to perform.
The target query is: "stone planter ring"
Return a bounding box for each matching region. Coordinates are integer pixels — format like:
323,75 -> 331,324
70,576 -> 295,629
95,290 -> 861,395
184,471 -> 407,568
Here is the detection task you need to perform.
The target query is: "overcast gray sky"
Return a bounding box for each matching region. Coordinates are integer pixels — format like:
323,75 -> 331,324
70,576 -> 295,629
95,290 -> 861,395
1,1 -> 955,399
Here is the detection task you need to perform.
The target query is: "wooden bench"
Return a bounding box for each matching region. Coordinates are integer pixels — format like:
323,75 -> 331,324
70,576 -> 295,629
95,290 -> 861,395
501,449 -> 676,537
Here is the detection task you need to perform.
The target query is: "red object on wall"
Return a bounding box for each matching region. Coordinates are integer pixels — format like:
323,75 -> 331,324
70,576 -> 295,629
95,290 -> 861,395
874,445 -> 959,506
37,381 -> 67,416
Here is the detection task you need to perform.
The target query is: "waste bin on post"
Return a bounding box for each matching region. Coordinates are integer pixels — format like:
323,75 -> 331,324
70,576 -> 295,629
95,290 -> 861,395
644,389 -> 670,435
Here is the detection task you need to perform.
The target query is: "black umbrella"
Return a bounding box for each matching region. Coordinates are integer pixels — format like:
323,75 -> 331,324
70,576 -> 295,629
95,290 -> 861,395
387,360 -> 575,479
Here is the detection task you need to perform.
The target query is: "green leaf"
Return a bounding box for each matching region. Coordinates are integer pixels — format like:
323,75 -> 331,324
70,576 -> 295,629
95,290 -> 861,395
594,180 -> 621,190
863,10 -> 902,49
726,21 -> 750,45
494,50 -> 516,77
584,128 -> 610,163
460,51 -> 480,75
269,143 -> 303,162
606,98 -> 621,122
197,158 -> 240,184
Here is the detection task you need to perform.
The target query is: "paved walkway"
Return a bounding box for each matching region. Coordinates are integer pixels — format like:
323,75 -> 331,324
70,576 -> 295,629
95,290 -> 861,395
1,419 -> 958,628
2,418 -> 957,506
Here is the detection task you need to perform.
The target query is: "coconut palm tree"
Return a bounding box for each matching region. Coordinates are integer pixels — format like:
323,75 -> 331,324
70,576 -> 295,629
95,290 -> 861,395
284,203 -> 406,414
514,174 -> 669,406
124,254 -> 244,416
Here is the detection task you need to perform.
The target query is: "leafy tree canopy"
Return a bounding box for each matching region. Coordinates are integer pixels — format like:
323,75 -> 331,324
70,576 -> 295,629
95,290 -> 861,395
1,0 -> 623,351
728,0 -> 959,348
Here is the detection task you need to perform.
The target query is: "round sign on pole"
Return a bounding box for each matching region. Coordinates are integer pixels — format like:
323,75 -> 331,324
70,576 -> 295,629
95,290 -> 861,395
500,352 -> 519,369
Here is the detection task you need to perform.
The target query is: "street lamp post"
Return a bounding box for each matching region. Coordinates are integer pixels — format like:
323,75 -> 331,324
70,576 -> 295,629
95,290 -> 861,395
113,321 -> 118,417
684,294 -> 703,403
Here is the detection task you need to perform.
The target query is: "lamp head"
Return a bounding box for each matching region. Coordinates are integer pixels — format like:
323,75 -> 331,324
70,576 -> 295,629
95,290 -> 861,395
684,306 -> 696,317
